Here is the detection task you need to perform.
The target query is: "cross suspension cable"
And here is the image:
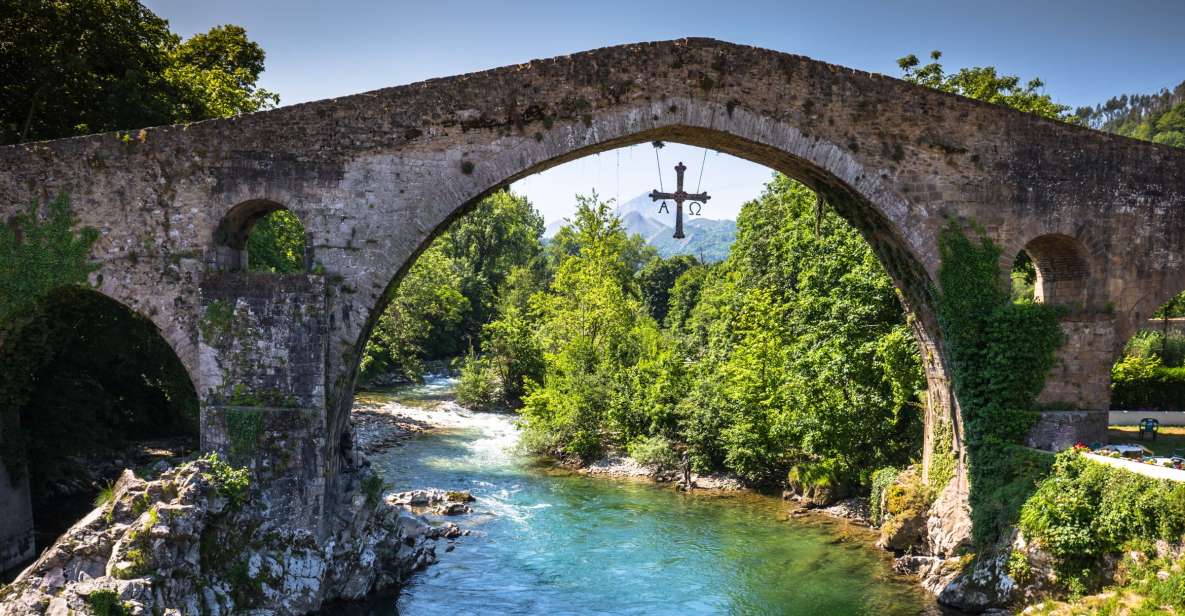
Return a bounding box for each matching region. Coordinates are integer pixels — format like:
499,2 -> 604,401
653,144 -> 665,193
695,148 -> 708,194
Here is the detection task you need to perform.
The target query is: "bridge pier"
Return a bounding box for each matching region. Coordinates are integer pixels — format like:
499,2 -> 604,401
1025,313 -> 1117,451
197,274 -> 329,533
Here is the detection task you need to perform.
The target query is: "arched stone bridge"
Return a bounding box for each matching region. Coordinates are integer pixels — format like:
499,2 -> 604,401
3,39 -> 1184,566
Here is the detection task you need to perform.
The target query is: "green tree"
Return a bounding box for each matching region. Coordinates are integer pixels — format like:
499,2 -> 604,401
678,177 -> 924,484
246,210 -> 306,273
519,194 -> 658,460
438,191 -> 544,353
163,24 -> 278,120
636,255 -> 699,323
361,246 -> 468,382
898,51 -> 1076,122
361,191 -> 544,382
0,0 -> 276,144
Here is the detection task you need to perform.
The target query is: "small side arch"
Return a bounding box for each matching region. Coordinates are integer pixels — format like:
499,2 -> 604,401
211,199 -> 308,272
1017,233 -> 1094,307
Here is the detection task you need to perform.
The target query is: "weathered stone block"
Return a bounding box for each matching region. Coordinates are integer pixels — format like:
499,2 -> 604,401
1025,410 -> 1109,451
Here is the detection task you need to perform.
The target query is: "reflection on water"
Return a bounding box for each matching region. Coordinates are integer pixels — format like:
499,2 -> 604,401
357,376 -> 941,616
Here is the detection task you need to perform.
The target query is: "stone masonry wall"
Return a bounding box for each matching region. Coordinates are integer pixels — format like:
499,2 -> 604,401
197,274 -> 328,408
1038,316 -> 1117,410
1026,410 -> 1109,451
197,274 -> 328,533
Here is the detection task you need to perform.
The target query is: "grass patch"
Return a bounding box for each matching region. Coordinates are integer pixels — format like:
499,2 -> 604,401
93,481 -> 116,508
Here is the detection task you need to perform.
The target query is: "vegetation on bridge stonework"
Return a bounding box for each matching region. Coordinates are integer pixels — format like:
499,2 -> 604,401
0,194 -> 99,477
934,223 -> 1065,546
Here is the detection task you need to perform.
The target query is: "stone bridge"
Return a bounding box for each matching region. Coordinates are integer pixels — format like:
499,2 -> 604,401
3,38 -> 1185,571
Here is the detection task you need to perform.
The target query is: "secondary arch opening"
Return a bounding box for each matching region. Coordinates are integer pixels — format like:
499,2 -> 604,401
1011,233 -> 1093,308
0,288 -> 198,579
212,199 -> 308,273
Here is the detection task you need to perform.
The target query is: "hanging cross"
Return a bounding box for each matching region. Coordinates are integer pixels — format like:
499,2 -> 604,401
650,161 -> 710,239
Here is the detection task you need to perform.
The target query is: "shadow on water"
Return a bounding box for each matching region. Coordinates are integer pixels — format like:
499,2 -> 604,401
329,380 -> 954,615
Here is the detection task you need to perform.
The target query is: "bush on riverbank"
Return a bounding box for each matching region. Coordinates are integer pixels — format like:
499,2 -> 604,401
1017,450 -> 1185,592
455,353 -> 504,411
627,435 -> 680,473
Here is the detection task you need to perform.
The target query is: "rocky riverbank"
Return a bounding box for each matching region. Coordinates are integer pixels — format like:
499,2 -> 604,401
352,400 -> 434,455
578,453 -> 878,525
0,382 -> 490,615
0,450 -> 473,615
579,454 -> 746,491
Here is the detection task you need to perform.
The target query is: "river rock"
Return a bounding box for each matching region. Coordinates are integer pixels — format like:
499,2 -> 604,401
878,507 -> 927,552
0,457 -> 443,615
819,497 -> 871,525
387,488 -> 474,509
433,502 -> 470,515
925,478 -> 972,557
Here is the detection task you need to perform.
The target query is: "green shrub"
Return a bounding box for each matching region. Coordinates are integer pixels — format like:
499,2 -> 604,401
869,467 -> 901,526
788,458 -> 854,505
85,589 -> 130,616
885,468 -> 930,518
879,468 -> 930,541
201,453 -> 251,509
1111,354 -> 1185,411
361,471 -> 386,507
1124,328 -> 1185,367
1019,450 -> 1185,591
455,353 -> 503,411
627,435 -> 679,472
94,481 -> 116,508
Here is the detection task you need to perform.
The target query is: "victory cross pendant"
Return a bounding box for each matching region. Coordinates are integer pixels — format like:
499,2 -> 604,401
650,162 -> 710,239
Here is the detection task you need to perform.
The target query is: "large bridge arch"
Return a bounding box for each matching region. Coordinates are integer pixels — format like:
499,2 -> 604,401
348,102 -> 958,478
1,38 -> 1183,540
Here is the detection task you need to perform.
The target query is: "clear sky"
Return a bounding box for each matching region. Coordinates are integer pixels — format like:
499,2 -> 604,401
145,0 -> 1185,223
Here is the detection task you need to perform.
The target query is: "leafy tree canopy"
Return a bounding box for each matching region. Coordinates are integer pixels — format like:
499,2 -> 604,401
898,51 -> 1076,123
0,0 -> 277,144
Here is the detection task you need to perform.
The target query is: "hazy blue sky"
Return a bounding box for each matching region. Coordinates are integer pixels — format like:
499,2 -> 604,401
146,0 -> 1185,223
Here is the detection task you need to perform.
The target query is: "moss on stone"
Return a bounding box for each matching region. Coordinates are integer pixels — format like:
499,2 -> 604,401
85,590 -> 131,616
200,300 -> 234,345
225,407 -> 264,460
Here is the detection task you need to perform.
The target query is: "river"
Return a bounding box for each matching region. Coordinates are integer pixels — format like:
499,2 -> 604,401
349,376 -> 942,615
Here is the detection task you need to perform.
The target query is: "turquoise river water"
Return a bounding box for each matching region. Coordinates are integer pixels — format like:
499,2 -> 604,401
346,376 -> 943,615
